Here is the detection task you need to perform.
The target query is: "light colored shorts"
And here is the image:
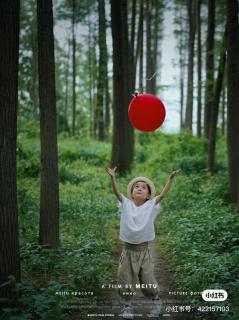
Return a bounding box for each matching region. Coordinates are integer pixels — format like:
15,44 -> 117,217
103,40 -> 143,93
117,241 -> 159,301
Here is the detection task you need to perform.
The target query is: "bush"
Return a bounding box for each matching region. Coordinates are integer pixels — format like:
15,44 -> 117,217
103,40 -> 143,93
16,130 -> 238,320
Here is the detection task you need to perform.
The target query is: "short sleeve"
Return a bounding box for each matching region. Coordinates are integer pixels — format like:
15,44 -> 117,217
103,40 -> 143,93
117,194 -> 130,214
152,196 -> 160,219
152,196 -> 160,209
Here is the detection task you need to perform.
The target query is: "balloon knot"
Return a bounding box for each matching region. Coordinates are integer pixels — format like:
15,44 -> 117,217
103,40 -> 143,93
132,91 -> 139,97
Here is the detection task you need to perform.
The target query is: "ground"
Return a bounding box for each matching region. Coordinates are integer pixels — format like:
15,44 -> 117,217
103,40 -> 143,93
90,234 -> 196,320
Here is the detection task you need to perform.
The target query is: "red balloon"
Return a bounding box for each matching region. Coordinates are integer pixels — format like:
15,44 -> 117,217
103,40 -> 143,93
128,93 -> 166,132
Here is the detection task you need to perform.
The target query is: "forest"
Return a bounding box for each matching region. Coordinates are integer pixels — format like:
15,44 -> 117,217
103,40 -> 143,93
0,0 -> 239,319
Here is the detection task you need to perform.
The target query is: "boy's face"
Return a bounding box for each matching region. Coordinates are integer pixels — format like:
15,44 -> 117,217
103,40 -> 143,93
131,181 -> 151,201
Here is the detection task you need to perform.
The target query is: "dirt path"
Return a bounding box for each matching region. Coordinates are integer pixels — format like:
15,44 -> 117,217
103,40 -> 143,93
93,235 -> 195,320
68,220 -> 197,320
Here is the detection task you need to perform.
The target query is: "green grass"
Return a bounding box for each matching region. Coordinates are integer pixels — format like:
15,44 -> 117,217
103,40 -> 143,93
2,123 -> 238,320
133,132 -> 239,320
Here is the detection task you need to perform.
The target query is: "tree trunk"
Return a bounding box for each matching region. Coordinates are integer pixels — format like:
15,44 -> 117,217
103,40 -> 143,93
146,0 -> 154,93
226,0 -> 239,204
196,0 -> 202,137
150,0 -> 160,95
208,33 -> 226,174
72,0 -> 76,135
136,0 -> 144,92
204,0 -> 215,139
64,39 -> 70,132
0,0 -> 21,301
184,0 -> 196,131
104,72 -> 110,137
30,0 -> 39,117
221,84 -> 226,136
177,4 -> 187,131
130,0 -> 136,90
37,0 -> 60,247
87,19 -> 96,138
96,0 -> 108,141
88,23 -> 93,137
104,8 -> 110,138
91,30 -> 98,139
110,0 -> 134,174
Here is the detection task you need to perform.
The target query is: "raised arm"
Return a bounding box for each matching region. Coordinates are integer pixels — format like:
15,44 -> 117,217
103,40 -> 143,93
105,167 -> 122,202
155,169 -> 181,204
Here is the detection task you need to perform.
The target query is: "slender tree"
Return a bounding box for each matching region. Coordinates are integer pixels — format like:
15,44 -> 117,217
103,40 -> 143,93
146,0 -> 154,93
96,0 -> 108,140
64,38 -> 70,132
221,84 -> 226,136
72,0 -> 76,135
150,0 -> 161,95
104,63 -> 110,138
196,0 -> 202,137
92,26 -> 98,139
37,0 -> 60,247
226,0 -> 239,204
130,0 -> 137,90
137,0 -> 144,92
110,0 -> 134,174
87,16 -> 98,138
29,0 -> 39,116
204,0 -> 215,139
184,0 -> 196,131
174,1 -> 187,131
0,0 -> 21,300
208,32 -> 226,174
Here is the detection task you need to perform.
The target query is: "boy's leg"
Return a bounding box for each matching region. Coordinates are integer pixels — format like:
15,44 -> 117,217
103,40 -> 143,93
117,248 -> 141,302
117,248 -> 142,319
138,248 -> 160,298
117,243 -> 153,318
138,248 -> 162,316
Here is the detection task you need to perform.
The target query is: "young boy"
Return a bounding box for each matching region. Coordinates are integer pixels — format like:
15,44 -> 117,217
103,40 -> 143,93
106,167 -> 180,319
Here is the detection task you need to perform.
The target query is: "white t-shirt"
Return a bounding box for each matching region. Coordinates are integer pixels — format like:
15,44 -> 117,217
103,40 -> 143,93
118,194 -> 161,244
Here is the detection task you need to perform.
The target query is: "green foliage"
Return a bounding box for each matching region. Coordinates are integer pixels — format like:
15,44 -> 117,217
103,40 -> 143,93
0,276 -> 64,320
58,139 -> 110,166
151,138 -> 238,319
15,130 -> 239,319
18,118 -> 40,138
15,133 -> 117,319
18,179 -> 39,243
134,131 -> 238,319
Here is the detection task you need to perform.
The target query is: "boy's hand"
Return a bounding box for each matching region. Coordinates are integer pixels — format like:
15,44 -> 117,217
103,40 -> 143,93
106,167 -> 122,201
169,169 -> 181,180
156,169 -> 181,204
105,166 -> 117,178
